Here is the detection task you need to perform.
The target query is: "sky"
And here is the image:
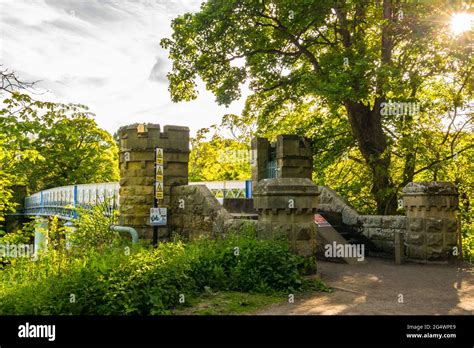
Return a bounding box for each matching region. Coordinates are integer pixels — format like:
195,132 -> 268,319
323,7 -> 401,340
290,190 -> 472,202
0,0 -> 248,135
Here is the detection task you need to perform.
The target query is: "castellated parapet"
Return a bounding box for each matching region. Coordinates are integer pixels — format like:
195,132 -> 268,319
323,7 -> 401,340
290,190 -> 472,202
253,178 -> 319,257
402,182 -> 459,262
118,123 -> 189,240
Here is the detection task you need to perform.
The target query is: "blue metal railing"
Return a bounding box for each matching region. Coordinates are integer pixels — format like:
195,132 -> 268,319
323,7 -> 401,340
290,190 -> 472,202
24,182 -> 120,220
23,180 -> 252,219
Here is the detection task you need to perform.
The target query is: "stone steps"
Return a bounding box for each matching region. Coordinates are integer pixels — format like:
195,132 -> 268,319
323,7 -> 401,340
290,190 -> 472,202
316,225 -> 366,265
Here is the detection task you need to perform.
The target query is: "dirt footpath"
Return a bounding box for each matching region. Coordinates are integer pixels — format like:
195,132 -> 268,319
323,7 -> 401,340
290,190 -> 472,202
257,258 -> 474,315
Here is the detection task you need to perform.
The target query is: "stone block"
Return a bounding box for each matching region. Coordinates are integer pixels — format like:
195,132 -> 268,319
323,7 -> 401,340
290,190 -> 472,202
120,187 -> 135,196
125,161 -> 147,171
341,207 -> 359,225
256,221 -> 272,239
296,226 -> 312,240
426,246 -> 445,261
295,240 -> 316,257
407,245 -> 425,259
407,231 -> 424,245
120,177 -> 155,186
445,219 -> 458,233
134,185 -> 154,196
121,168 -> 155,177
369,228 -> 394,240
362,216 -> 383,228
383,216 -> 407,229
378,240 -> 394,253
408,218 -> 424,232
426,233 -> 443,246
425,218 -> 443,232
127,151 -> 155,162
169,210 -> 183,222
445,232 -> 458,246
164,152 -> 190,163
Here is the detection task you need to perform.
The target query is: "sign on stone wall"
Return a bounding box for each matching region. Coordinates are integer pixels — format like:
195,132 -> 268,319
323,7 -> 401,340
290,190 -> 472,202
150,207 -> 167,226
155,148 -> 164,200
156,148 -> 163,164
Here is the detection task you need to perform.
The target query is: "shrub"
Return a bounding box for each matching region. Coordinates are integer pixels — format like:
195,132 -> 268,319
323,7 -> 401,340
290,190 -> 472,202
0,230 -> 317,315
69,200 -> 120,252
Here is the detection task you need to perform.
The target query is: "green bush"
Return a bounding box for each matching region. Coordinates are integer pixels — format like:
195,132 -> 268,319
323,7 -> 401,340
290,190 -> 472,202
461,221 -> 473,263
0,230 -> 316,315
69,201 -> 120,252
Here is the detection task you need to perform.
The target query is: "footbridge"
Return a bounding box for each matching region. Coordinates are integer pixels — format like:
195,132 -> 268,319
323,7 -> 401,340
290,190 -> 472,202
22,180 -> 251,220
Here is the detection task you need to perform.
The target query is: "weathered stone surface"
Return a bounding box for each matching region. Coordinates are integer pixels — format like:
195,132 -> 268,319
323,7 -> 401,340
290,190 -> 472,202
403,181 -> 460,262
445,233 -> 458,246
426,233 -> 443,246
407,245 -> 426,259
341,206 -> 359,225
445,219 -> 458,232
425,218 -> 443,232
253,178 -> 319,257
118,123 -> 190,240
169,184 -> 233,240
407,232 -> 424,245
408,218 -> 424,232
382,216 -> 407,229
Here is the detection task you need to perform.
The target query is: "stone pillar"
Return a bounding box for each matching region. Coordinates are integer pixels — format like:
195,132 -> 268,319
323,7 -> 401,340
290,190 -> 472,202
251,137 -> 270,188
276,135 -> 313,180
118,123 -> 189,241
253,178 -> 319,257
34,217 -> 48,256
402,182 -> 459,262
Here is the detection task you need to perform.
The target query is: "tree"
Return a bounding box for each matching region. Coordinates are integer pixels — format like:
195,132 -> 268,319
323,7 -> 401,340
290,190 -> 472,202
189,125 -> 251,181
0,66 -> 37,95
0,69 -> 42,227
0,92 -> 119,225
161,0 -> 472,214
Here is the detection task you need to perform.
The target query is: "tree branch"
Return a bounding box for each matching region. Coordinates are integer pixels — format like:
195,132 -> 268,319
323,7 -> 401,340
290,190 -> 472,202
413,144 -> 474,176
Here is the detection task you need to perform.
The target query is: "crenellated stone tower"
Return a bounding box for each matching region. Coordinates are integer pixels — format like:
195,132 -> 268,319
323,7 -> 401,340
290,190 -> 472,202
117,123 -> 189,241
402,182 -> 460,262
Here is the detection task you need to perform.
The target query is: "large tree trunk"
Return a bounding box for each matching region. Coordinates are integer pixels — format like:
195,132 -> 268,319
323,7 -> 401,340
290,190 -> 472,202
345,101 -> 397,215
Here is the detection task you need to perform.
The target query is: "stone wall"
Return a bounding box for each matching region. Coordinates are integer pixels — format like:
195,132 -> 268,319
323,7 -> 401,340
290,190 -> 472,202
318,185 -> 405,255
317,183 -> 460,262
168,179 -> 319,258
169,185 -> 233,239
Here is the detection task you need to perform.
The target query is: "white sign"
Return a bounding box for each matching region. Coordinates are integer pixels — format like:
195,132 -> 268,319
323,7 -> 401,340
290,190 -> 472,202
150,207 -> 167,226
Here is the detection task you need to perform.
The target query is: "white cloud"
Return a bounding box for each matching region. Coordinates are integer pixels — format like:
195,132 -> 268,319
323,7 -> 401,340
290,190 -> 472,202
0,0 -> 249,135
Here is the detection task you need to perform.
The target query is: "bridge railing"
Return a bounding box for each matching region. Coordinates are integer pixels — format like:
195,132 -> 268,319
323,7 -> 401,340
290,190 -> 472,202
23,180 -> 251,219
24,183 -> 120,220
189,180 -> 251,203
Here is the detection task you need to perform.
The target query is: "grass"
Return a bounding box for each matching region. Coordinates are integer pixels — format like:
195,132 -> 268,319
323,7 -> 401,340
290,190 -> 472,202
173,278 -> 331,315
173,291 -> 283,315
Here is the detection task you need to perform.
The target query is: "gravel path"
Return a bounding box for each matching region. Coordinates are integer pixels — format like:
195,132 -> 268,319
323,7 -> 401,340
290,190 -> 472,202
257,258 -> 474,315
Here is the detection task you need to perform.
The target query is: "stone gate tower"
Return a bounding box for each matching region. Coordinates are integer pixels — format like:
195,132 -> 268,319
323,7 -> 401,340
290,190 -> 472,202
251,135 -> 313,188
118,123 -> 189,241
